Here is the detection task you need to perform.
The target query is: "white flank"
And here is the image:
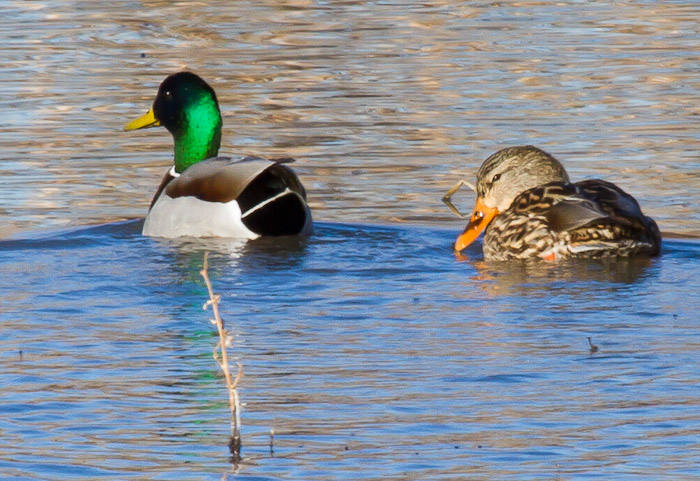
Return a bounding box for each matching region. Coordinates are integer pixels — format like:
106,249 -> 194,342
143,194 -> 259,239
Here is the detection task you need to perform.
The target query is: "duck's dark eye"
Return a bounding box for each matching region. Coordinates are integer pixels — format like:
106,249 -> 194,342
492,173 -> 501,182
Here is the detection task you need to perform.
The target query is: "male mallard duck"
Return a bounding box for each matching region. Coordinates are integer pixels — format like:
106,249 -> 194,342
124,71 -> 312,238
443,146 -> 661,261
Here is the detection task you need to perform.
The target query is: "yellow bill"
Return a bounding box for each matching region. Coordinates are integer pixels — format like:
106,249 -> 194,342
124,107 -> 160,131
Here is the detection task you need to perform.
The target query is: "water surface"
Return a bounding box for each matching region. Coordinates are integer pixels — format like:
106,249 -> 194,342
2,0 -> 699,236
3,223 -> 700,479
2,1 -> 700,479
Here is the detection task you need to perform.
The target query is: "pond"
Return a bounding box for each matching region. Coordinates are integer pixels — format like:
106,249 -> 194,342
2,1 -> 700,479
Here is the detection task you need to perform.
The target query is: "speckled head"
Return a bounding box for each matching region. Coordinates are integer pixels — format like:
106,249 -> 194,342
476,145 -> 570,212
455,146 -> 570,252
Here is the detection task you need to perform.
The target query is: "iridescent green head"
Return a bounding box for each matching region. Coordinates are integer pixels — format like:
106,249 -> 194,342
125,72 -> 222,173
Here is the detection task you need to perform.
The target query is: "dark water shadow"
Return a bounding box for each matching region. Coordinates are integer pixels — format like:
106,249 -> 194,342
0,219 -> 145,251
3,219 -> 697,294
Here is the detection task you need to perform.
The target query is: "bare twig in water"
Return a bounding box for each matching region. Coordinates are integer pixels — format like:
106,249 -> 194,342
200,252 -> 243,460
587,336 -> 599,354
442,179 -> 477,219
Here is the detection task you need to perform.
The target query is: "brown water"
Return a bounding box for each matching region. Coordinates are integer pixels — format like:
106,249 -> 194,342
2,1 -> 699,238
2,2 -> 700,480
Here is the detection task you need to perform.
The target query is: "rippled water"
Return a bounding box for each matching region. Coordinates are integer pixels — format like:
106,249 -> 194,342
2,1 -> 700,480
3,0 -> 700,236
3,222 -> 700,479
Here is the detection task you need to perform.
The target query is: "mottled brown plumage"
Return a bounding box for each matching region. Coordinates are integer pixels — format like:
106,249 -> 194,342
453,146 -> 661,261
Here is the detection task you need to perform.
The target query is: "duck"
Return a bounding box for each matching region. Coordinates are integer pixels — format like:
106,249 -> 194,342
124,71 -> 312,238
443,145 -> 661,261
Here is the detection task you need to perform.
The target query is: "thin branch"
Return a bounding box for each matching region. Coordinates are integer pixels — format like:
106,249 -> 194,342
200,252 -> 243,460
442,179 -> 477,219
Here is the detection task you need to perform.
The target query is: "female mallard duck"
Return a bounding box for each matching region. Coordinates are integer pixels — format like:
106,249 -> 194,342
445,146 -> 661,261
124,71 -> 312,238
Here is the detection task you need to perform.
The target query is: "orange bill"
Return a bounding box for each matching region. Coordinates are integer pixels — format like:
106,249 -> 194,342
454,197 -> 498,252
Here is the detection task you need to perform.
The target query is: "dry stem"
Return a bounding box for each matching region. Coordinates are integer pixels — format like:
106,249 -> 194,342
442,179 -> 477,219
200,252 -> 242,458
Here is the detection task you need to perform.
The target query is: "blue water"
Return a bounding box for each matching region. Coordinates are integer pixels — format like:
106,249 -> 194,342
3,0 -> 700,478
2,222 -> 699,480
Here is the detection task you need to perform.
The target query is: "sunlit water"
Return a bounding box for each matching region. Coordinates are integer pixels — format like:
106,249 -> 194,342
2,1 -> 700,479
3,222 -> 700,480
